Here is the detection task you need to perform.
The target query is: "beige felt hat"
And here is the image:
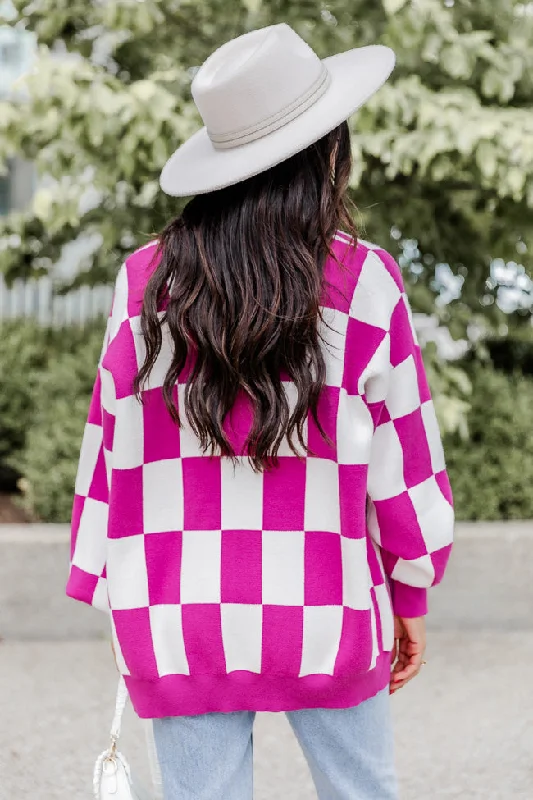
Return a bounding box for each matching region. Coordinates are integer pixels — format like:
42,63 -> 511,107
160,23 -> 395,197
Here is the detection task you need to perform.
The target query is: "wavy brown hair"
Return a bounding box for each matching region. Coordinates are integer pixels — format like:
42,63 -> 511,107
134,121 -> 357,470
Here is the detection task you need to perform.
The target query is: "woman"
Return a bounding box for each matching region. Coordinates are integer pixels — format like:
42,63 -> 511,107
67,23 -> 454,800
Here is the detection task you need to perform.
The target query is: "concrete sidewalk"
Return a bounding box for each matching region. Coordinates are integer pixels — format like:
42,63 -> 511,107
1,634 -> 532,799
1,522 -> 532,799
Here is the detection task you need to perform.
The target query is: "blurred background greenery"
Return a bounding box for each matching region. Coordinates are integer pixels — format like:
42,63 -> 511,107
0,0 -> 532,522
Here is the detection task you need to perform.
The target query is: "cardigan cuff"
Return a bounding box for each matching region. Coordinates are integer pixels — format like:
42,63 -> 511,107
390,581 -> 428,617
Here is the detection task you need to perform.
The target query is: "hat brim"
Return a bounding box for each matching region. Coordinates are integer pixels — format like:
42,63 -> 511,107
160,44 -> 395,197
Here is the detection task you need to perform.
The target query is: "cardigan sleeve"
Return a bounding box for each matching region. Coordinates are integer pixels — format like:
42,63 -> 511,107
366,255 -> 454,618
66,264 -> 127,612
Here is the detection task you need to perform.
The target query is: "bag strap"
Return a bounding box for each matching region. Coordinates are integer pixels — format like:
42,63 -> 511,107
109,675 -> 129,749
144,720 -> 164,800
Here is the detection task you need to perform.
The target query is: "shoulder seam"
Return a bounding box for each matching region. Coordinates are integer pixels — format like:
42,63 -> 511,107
125,239 -> 160,264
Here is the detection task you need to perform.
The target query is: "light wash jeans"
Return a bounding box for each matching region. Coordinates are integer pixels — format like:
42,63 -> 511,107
152,689 -> 398,800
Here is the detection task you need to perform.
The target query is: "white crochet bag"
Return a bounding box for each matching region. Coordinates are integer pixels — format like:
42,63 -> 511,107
93,676 -> 163,800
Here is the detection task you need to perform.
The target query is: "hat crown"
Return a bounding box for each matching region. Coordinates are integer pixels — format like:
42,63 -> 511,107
192,24 -> 327,148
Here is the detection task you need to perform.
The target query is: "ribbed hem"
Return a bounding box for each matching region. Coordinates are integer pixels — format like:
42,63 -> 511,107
125,653 -> 391,719
390,581 -> 428,617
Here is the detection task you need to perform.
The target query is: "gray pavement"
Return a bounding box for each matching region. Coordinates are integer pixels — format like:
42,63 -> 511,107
1,522 -> 532,799
2,636 -> 532,800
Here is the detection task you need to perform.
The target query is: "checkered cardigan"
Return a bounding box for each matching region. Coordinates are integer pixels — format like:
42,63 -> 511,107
66,233 -> 453,718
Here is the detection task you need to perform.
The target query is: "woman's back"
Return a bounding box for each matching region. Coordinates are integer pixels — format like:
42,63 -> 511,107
69,231 -> 452,718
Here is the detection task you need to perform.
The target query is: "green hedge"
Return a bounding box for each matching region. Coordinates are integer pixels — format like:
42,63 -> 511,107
443,365 -> 533,521
3,319 -> 106,522
0,321 -> 50,489
2,319 -> 533,522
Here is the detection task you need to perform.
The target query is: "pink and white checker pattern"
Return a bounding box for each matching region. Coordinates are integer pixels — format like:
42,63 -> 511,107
67,234 -> 454,718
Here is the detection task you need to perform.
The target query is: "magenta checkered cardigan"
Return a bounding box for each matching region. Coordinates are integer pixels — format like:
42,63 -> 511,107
67,233 -> 453,718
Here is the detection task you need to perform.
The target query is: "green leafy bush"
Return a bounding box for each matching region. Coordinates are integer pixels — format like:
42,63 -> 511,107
422,342 -> 472,440
0,321 -> 50,488
7,319 -> 106,522
444,365 -> 533,520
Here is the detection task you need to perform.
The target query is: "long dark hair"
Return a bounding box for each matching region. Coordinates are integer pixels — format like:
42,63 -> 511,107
134,121 -> 357,470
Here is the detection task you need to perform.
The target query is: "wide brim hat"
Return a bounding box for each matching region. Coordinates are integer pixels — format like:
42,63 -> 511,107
160,24 -> 395,197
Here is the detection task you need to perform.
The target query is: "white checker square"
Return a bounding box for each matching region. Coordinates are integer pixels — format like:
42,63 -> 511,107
72,498 -> 108,576
108,263 -> 129,343
262,530 -> 304,605
318,306 -> 349,388
110,616 -> 130,675
421,401 -> 446,474
299,606 -> 343,677
360,333 -> 390,403
130,313 -> 173,390
100,366 -> 116,415
403,294 -> 420,345
277,382 -> 308,457
129,315 -> 144,371
149,329 -> 175,390
107,534 -> 149,610
408,476 -> 454,552
334,231 -> 354,246
177,384 -> 211,458
304,459 -> 341,533
341,536 -> 372,610
369,597 -> 379,670
367,421 -> 406,501
368,535 -> 386,581
180,530 -> 221,603
391,554 -> 435,588
349,252 -> 401,330
150,604 -> 190,676
143,459 -> 184,533
103,448 -> 113,491
75,423 -> 103,496
221,604 -> 262,673
385,355 -> 421,420
336,391 -> 374,465
366,499 -> 381,547
373,582 -> 394,652
112,394 -> 144,469
356,237 -> 381,251
92,577 -> 110,613
221,458 -> 263,530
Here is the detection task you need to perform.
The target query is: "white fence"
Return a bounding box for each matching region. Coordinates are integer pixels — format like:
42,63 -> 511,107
0,274 -> 113,326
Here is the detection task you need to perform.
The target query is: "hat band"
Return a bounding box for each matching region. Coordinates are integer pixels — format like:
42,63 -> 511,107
208,64 -> 331,151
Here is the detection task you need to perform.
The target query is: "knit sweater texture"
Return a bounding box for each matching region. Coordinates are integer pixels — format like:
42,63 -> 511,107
66,233 -> 454,718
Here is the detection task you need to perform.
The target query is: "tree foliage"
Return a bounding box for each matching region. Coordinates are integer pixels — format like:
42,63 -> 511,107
1,0 -> 532,339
